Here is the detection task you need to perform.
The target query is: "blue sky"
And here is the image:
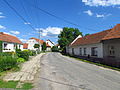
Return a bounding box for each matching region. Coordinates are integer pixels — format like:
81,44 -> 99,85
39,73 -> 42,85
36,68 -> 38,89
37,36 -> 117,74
0,0 -> 120,44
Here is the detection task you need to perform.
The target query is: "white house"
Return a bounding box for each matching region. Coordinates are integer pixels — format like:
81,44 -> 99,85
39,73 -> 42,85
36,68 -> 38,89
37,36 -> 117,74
46,39 -> 55,51
24,37 -> 44,51
0,32 -> 23,52
66,24 -> 120,66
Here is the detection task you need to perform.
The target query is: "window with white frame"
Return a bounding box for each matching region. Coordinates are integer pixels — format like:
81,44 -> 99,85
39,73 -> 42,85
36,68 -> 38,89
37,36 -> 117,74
3,43 -> 7,49
108,46 -> 115,56
72,48 -> 74,55
84,48 -> 86,55
80,48 -> 82,55
91,47 -> 98,56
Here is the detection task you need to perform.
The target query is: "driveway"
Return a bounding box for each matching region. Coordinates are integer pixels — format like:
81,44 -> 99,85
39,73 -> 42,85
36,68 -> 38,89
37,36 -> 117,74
33,52 -> 120,90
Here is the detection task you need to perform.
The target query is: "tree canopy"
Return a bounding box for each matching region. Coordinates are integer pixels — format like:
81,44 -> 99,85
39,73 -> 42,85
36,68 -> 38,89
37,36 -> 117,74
34,44 -> 40,48
85,33 -> 90,36
58,27 -> 82,53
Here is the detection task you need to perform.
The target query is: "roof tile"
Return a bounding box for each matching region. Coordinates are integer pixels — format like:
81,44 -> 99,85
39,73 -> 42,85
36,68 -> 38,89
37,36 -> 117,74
0,32 -> 22,44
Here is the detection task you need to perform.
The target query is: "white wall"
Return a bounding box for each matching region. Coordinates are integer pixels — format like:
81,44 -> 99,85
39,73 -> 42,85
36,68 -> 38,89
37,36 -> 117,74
46,47 -> 51,51
68,43 -> 103,58
46,40 -> 54,47
2,42 -> 23,52
26,39 -> 42,51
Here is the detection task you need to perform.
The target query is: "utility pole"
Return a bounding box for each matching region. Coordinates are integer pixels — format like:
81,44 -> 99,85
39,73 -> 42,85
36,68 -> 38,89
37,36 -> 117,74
38,29 -> 42,51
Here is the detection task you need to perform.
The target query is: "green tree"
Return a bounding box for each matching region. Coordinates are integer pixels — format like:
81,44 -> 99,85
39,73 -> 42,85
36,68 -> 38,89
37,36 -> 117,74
85,33 -> 90,36
42,42 -> 47,51
58,27 -> 82,53
51,46 -> 59,52
0,41 -> 3,52
34,44 -> 40,48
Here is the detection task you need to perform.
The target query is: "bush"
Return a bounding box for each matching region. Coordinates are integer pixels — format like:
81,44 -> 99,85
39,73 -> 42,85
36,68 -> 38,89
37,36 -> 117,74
51,46 -> 59,52
17,51 -> 29,61
0,52 -> 16,56
17,58 -> 25,63
28,50 -> 36,56
0,55 -> 17,72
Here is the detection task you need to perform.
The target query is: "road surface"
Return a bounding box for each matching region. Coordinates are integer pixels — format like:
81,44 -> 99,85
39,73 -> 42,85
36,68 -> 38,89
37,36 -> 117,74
33,52 -> 120,90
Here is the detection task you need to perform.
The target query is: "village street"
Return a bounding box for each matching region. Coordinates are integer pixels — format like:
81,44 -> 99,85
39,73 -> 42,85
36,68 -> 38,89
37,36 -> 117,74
33,52 -> 120,90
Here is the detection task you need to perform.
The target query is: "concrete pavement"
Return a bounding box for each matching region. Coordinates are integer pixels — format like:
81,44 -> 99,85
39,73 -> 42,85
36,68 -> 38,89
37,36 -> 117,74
33,52 -> 120,90
3,53 -> 44,82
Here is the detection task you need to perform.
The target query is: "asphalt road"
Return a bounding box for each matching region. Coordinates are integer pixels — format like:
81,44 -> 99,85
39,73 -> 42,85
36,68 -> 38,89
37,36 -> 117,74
33,52 -> 120,90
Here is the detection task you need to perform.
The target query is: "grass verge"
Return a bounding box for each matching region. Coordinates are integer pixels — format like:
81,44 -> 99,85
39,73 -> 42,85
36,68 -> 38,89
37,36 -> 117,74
21,83 -> 34,89
0,80 -> 33,89
67,55 -> 120,72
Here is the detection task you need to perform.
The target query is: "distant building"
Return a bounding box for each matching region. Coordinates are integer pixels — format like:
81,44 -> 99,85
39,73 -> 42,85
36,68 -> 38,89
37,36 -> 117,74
26,37 -> 44,51
46,39 -> 55,51
0,32 -> 23,52
23,43 -> 28,50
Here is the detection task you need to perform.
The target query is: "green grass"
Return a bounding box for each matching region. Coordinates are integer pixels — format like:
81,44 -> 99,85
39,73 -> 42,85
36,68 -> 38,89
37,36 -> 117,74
0,80 -> 18,88
67,55 -> 120,72
0,80 -> 33,89
20,83 -> 34,89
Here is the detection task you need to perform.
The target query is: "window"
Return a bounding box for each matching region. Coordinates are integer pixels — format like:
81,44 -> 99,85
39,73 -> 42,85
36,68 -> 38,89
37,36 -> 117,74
4,43 -> 7,49
80,48 -> 82,55
91,47 -> 98,56
19,45 -> 20,49
108,46 -> 115,56
72,48 -> 74,55
84,48 -> 86,55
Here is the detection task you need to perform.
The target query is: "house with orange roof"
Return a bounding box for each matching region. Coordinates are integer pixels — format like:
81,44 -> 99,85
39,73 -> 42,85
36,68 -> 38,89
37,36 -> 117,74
67,24 -> 120,66
0,32 -> 23,52
25,37 -> 44,51
23,43 -> 28,50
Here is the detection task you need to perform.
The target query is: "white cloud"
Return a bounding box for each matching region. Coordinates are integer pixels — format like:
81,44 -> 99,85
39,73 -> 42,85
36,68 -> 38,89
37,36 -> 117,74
0,25 -> 6,29
84,10 -> 93,16
0,16 -> 5,18
20,39 -> 27,42
96,13 -> 112,18
0,12 -> 3,14
82,0 -> 120,6
10,31 -> 20,35
0,12 -> 6,18
24,22 -> 31,25
3,32 -> 16,36
37,27 -> 62,37
96,14 -> 105,18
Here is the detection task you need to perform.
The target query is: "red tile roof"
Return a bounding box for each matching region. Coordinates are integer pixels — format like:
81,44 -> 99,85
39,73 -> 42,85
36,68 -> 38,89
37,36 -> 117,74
70,30 -> 111,46
23,43 -> 28,49
0,32 -> 22,44
30,37 -> 44,44
71,24 -> 120,46
102,24 -> 120,40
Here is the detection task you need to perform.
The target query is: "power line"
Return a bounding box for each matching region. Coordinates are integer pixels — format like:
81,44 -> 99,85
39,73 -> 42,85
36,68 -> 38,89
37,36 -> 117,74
26,1 -> 98,32
3,0 -> 36,31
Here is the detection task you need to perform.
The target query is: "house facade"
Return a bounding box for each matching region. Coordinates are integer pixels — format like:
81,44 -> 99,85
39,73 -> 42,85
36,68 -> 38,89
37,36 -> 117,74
66,24 -> 120,66
25,37 -> 44,51
0,32 -> 23,52
46,39 -> 55,51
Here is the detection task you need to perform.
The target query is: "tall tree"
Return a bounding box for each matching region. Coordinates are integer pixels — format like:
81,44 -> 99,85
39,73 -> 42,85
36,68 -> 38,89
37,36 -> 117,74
58,27 -> 82,53
42,42 -> 47,51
